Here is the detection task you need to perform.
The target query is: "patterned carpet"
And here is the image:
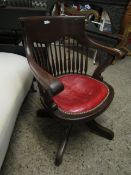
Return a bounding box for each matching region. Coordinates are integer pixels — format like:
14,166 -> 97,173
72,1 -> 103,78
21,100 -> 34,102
1,56 -> 131,175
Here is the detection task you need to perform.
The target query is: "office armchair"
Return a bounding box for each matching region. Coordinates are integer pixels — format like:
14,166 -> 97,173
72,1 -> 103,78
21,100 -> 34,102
20,16 -> 123,166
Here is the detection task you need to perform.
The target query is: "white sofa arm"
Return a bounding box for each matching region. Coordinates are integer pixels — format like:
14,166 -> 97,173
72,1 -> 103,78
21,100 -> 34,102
0,53 -> 33,169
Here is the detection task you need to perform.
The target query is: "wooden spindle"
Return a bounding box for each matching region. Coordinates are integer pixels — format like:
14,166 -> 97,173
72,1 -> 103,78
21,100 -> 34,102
49,43 -> 56,76
63,38 -> 67,74
58,40 -> 63,75
54,41 -> 60,75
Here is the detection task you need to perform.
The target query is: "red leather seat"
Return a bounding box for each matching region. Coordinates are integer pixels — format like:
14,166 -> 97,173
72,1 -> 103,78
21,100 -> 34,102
53,74 -> 109,114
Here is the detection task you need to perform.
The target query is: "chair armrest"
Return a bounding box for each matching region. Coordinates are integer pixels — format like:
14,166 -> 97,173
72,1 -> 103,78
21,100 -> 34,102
85,35 -> 125,81
28,57 -> 64,96
87,36 -> 124,59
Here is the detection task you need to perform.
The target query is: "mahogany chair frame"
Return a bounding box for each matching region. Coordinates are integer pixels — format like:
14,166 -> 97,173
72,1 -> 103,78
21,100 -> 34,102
20,16 -> 123,166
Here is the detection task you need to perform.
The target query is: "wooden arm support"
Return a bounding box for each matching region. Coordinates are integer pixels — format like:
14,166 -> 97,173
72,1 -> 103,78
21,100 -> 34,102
87,36 -> 124,59
28,57 -> 64,96
85,35 -> 124,81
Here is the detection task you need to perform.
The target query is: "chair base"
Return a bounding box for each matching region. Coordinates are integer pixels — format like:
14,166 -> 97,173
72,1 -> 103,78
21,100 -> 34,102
37,111 -> 114,165
55,125 -> 72,166
86,119 -> 114,140
55,120 -> 114,166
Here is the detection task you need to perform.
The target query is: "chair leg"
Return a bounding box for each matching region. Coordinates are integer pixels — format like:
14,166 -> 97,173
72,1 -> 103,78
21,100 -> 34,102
86,119 -> 114,140
55,125 -> 72,166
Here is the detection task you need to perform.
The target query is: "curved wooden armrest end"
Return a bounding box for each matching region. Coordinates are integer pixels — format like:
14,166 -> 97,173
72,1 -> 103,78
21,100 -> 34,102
86,36 -> 125,80
87,36 -> 124,59
28,57 -> 64,96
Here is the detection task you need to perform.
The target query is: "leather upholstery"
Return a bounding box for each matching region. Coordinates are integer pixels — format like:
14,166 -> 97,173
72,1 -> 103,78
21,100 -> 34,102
53,74 -> 109,114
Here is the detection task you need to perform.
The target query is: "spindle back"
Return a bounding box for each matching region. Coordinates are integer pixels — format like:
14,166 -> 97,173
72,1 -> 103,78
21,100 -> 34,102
20,16 -> 89,76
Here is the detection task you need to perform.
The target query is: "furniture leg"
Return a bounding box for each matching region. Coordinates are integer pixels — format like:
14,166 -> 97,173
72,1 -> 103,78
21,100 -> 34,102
86,119 -> 114,140
55,125 -> 72,166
